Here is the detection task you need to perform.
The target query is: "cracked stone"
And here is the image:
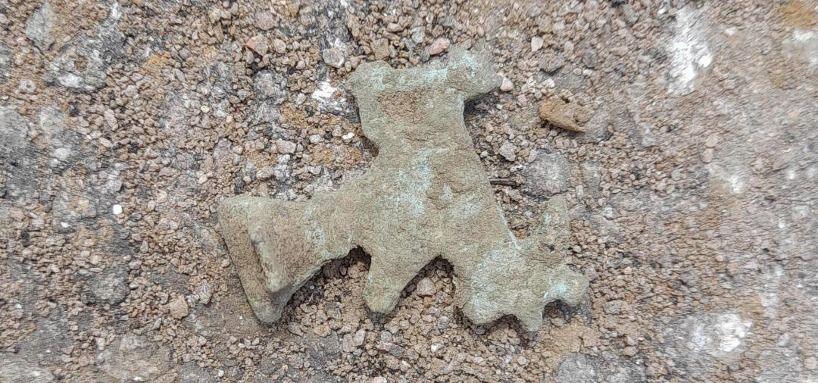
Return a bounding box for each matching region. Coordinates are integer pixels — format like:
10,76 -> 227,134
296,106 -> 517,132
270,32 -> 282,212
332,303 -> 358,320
218,46 -> 587,332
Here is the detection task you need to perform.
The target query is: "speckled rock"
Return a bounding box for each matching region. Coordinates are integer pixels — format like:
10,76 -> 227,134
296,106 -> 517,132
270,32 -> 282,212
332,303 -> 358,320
25,1 -> 56,51
45,2 -> 123,91
526,152 -> 571,196
96,334 -> 171,381
0,43 -> 11,82
0,355 -> 54,383
218,46 -> 587,331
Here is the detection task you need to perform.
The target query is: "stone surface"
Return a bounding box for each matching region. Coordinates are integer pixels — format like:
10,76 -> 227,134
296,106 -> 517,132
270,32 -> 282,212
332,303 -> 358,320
45,2 -> 123,91
525,152 -> 571,196
218,46 -> 587,331
25,1 -> 56,51
0,107 -> 29,159
245,35 -> 269,56
89,266 -> 129,305
662,311 -> 754,378
179,363 -> 216,383
555,353 -> 599,383
254,70 -> 286,103
276,139 -> 296,154
0,355 -> 54,383
272,38 -> 286,54
554,353 -> 645,383
0,43 -> 11,82
96,334 -> 171,381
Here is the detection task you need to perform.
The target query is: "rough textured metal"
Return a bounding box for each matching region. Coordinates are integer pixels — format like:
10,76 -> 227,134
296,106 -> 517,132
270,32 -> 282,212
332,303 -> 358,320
218,46 -> 588,331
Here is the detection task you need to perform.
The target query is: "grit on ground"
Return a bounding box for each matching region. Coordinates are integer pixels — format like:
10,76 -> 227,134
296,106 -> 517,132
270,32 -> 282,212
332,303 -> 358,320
0,0 -> 816,382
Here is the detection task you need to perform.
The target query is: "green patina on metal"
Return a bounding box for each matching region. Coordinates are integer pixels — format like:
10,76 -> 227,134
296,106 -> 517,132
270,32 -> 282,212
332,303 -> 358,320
218,45 -> 588,331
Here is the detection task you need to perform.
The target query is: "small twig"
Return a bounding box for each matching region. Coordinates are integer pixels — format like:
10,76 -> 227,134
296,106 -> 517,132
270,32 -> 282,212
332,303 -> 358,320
489,178 -> 520,187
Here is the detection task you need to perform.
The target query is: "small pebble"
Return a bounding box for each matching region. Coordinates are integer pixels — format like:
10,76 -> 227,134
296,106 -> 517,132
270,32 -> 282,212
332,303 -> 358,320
245,35 -> 268,55
531,36 -> 544,52
272,39 -> 287,54
415,278 -> 436,296
277,139 -> 297,154
168,296 -> 189,320
427,38 -> 450,56
500,77 -> 513,92
322,47 -> 345,68
805,357 -> 817,370
499,142 -> 517,161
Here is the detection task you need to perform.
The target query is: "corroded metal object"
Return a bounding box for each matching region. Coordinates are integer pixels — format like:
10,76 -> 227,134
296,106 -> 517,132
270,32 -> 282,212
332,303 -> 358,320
218,46 -> 588,331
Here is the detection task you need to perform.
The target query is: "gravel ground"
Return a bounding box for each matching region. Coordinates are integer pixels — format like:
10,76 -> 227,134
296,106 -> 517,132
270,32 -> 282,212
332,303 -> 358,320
1,0 -> 817,382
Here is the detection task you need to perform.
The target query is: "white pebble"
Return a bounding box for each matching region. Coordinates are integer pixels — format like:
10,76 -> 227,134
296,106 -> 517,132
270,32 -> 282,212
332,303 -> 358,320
499,142 -> 517,161
500,77 -> 513,92
415,277 -> 436,296
531,36 -> 544,52
112,204 -> 123,215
